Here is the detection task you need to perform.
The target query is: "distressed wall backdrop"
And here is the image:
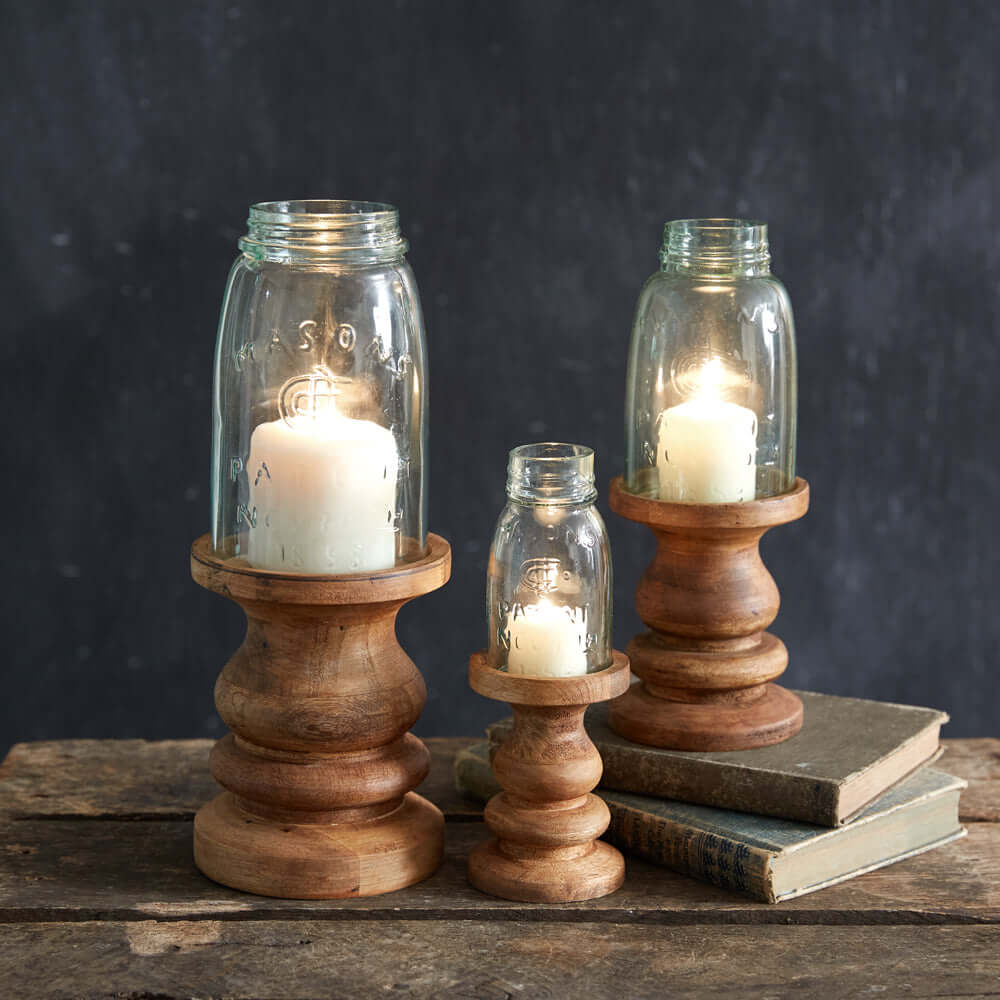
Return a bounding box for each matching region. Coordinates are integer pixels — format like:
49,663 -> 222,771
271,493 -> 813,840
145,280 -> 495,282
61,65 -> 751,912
3,1 -> 996,749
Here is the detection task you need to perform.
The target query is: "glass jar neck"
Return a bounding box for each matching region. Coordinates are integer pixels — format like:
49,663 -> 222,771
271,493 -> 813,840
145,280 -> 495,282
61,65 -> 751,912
660,218 -> 770,278
238,200 -> 408,265
506,443 -> 597,506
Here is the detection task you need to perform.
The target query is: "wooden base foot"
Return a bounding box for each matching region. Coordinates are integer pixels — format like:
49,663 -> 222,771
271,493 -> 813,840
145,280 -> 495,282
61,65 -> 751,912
468,838 -> 624,903
608,477 -> 809,751
467,652 -> 630,903
609,680 -> 803,751
193,791 -> 444,899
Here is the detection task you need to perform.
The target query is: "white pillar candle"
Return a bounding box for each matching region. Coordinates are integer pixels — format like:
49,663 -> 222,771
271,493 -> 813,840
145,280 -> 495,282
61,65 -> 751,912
507,600 -> 588,677
246,411 -> 398,573
656,360 -> 758,503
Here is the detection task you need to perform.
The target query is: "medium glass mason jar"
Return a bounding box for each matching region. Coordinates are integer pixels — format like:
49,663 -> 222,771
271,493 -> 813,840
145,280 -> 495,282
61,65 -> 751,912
624,219 -> 797,502
210,200 -> 427,572
487,444 -> 612,676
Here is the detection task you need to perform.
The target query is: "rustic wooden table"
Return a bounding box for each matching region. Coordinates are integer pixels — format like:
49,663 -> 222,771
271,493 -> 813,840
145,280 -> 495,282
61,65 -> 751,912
0,737 -> 997,999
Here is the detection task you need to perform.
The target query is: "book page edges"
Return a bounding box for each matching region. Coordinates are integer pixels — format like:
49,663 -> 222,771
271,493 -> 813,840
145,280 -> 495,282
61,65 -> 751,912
775,775 -> 966,899
772,827 -> 966,903
837,736 -> 944,823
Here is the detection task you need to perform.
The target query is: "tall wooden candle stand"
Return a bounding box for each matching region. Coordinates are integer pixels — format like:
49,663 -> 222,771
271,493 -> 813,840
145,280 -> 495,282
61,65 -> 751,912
467,651 -> 631,903
608,477 -> 809,751
190,533 -> 451,899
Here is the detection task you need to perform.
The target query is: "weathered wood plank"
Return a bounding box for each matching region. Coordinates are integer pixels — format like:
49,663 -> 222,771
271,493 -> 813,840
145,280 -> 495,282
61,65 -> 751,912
941,737 -> 1000,821
0,739 -> 215,819
1,737 -> 994,823
1,921 -> 998,1000
0,738 -> 484,821
0,817 -> 995,925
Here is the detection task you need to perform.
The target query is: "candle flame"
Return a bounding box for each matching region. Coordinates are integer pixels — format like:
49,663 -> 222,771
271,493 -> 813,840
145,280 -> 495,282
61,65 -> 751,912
695,357 -> 726,401
669,352 -> 744,404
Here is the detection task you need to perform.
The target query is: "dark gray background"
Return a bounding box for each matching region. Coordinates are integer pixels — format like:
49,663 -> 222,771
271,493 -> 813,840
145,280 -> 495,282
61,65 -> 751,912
3,0 -> 996,753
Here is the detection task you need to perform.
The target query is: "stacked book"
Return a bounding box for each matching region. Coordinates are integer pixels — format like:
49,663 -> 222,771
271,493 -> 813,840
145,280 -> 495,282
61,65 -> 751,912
455,691 -> 966,902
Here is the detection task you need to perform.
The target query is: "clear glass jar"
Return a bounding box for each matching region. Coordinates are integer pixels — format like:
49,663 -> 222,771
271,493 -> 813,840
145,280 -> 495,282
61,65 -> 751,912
486,444 -> 612,676
624,219 -> 797,502
209,200 -> 427,572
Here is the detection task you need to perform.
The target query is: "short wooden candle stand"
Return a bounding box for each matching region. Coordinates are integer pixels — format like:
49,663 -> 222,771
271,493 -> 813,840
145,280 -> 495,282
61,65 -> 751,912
189,534 -> 451,899
608,477 -> 809,751
467,651 -> 631,903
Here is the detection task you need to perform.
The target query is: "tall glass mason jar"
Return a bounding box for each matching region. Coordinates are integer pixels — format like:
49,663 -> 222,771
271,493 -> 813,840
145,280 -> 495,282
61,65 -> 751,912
487,444 -> 612,676
210,201 -> 427,573
624,219 -> 797,502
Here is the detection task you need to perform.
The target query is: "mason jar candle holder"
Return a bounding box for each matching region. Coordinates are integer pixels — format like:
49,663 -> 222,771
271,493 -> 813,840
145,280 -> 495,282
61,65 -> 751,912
190,200 -> 450,899
610,219 -> 809,751
468,444 -> 630,902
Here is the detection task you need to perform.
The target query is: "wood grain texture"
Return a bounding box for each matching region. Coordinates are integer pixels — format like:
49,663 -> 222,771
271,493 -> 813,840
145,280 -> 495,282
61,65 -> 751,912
3,922 -> 999,1000
0,738 -> 482,822
1,818 -> 997,925
0,737 -> 993,826
0,736 -> 997,999
0,738 -> 215,820
609,475 -> 810,750
189,533 -> 451,898
467,652 -> 631,902
941,738 -> 1000,822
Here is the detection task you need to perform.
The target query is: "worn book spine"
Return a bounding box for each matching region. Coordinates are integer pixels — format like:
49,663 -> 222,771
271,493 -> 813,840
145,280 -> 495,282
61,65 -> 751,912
454,743 -> 778,902
603,794 -> 776,902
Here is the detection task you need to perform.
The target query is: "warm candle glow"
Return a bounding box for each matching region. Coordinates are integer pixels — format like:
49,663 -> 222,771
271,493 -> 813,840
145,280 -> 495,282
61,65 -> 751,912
246,369 -> 398,573
507,599 -> 589,677
656,357 -> 758,503
694,356 -> 725,398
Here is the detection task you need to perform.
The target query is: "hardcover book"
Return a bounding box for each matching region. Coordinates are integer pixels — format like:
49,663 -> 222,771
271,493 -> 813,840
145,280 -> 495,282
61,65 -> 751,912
487,690 -> 947,826
454,742 -> 966,903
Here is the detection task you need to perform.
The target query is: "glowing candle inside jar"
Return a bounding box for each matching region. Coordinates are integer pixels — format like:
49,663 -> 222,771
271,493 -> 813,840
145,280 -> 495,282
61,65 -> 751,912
657,358 -> 757,503
246,399 -> 398,574
507,600 -> 588,676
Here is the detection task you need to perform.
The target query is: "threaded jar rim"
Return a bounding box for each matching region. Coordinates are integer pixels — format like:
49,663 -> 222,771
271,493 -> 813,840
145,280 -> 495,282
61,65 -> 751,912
660,218 -> 770,276
506,442 -> 598,506
239,200 -> 408,263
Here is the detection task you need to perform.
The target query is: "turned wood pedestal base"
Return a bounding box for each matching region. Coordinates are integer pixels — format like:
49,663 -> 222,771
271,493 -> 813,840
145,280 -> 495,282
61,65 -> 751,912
190,534 -> 451,899
467,651 -> 631,903
608,477 -> 809,752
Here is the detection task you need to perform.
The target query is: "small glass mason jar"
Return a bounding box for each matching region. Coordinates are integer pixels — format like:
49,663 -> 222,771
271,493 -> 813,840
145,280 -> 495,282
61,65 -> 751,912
487,444 -> 612,676
209,200 -> 427,573
624,219 -> 797,503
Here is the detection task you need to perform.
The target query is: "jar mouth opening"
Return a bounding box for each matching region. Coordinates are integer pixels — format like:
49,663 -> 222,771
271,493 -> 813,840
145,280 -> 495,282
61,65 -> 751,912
667,217 -> 766,232
249,200 -> 398,224
661,218 -> 770,275
506,442 -> 597,505
509,442 -> 594,464
241,199 -> 406,261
